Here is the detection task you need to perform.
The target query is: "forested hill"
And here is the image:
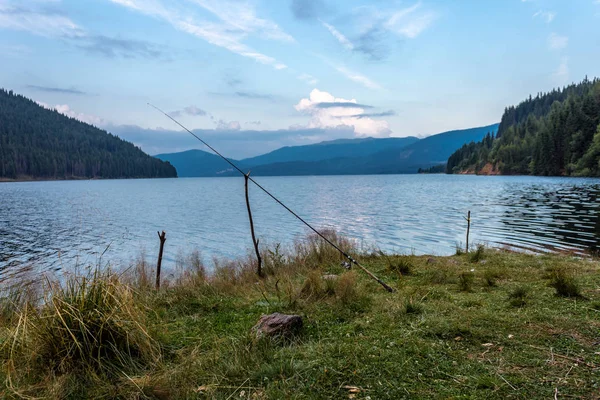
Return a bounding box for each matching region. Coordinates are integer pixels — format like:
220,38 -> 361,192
0,89 -> 176,180
447,78 -> 600,176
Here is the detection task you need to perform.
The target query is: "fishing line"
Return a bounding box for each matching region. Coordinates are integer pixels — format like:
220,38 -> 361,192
149,103 -> 395,292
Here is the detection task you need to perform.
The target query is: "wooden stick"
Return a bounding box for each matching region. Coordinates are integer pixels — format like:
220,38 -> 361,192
245,173 -> 263,278
156,230 -> 166,290
465,210 -> 471,253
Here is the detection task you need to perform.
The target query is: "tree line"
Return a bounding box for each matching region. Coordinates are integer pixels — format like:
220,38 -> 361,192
447,77 -> 600,176
0,89 -> 177,180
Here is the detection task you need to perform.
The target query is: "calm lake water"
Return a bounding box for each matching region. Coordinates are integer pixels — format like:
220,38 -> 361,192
1,175 -> 600,277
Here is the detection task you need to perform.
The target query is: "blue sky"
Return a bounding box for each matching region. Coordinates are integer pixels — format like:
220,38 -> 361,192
1,0 -> 599,158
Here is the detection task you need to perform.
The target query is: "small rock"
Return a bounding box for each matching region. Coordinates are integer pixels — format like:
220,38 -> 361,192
252,313 -> 303,339
426,258 -> 436,264
322,274 -> 338,281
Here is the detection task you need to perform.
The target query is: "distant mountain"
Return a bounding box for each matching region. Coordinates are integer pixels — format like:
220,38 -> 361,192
240,136 -> 419,166
154,149 -> 245,177
157,124 -> 498,177
356,123 -> 501,174
226,124 -> 499,176
0,89 -> 176,180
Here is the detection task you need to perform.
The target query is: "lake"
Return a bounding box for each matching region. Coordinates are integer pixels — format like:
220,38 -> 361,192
1,175 -> 599,278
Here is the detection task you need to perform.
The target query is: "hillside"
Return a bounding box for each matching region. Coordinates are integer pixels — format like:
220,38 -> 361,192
155,149 -> 245,177
241,136 -> 419,166
447,78 -> 600,176
0,89 -> 177,180
157,124 -> 497,177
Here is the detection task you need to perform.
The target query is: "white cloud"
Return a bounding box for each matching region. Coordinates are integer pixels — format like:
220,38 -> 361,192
0,1 -> 85,37
321,20 -> 354,50
108,0 -> 289,69
533,10 -> 556,23
294,89 -> 390,137
333,65 -> 381,90
548,33 -> 568,50
37,101 -> 105,126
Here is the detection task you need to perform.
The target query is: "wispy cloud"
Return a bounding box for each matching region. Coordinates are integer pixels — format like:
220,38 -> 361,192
533,10 -> 556,23
234,91 -> 278,101
189,0 -> 294,43
0,1 -> 84,37
333,65 -> 382,90
0,1 -> 169,60
321,2 -> 436,59
548,33 -> 568,50
351,110 -> 396,119
108,0 -> 291,70
77,35 -> 168,59
553,57 -> 569,83
290,0 -> 325,20
216,119 -> 241,131
321,20 -> 354,50
27,85 -> 88,95
168,105 -> 208,118
315,102 -> 374,109
297,73 -> 318,86
384,2 -> 436,39
209,90 -> 280,102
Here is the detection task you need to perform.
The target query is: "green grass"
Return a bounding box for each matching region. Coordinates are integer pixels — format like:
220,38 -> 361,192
1,239 -> 599,399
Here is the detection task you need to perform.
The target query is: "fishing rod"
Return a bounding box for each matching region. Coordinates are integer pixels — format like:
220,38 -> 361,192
149,104 -> 395,293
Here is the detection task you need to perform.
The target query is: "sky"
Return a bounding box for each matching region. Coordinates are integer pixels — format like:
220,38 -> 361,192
1,0 -> 599,159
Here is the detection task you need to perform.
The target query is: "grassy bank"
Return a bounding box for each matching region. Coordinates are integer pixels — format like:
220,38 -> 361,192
1,234 -> 599,399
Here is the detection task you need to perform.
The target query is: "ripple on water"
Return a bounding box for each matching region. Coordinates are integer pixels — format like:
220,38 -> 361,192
0,175 -> 599,276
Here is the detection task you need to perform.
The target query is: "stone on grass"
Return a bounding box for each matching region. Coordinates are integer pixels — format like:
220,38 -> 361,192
322,274 -> 338,281
252,313 -> 303,339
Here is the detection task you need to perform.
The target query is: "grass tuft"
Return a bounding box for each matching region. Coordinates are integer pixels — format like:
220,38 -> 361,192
508,285 -> 530,307
469,244 -> 486,263
458,271 -> 475,292
404,299 -> 424,315
389,257 -> 413,275
483,268 -> 503,288
548,266 -> 582,297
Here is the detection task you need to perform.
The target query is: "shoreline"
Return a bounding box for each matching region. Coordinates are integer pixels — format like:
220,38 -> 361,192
3,173 -> 600,183
0,176 -> 179,183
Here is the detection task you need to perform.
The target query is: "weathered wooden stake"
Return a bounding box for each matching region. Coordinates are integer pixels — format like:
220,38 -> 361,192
245,172 -> 263,278
465,211 -> 471,253
156,230 -> 166,290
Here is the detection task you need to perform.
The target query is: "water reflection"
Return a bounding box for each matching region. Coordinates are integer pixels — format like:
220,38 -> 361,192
0,175 -> 599,278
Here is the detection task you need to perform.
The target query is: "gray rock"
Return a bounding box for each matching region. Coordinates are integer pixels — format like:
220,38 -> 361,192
252,313 -> 303,339
322,274 -> 339,281
426,258 -> 436,264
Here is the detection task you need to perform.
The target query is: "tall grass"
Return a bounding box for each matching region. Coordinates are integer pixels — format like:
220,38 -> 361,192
3,270 -> 159,396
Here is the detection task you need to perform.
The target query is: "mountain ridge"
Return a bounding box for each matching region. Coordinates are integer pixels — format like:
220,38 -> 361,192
157,123 -> 499,177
